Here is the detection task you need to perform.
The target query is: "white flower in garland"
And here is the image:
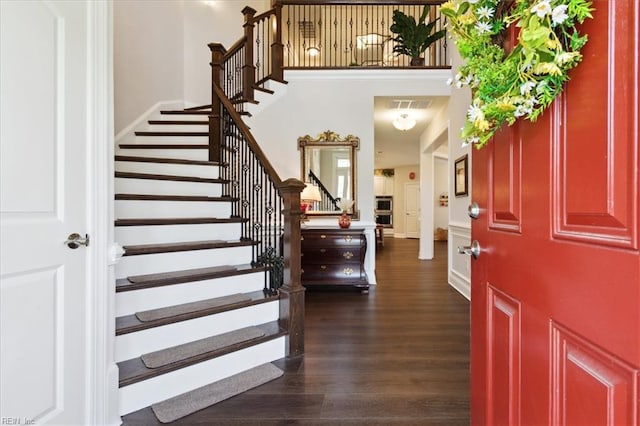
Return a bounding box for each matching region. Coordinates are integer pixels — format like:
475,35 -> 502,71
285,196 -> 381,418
552,5 -> 569,25
442,0 -> 594,148
531,0 -> 552,18
476,6 -> 495,20
474,21 -> 492,34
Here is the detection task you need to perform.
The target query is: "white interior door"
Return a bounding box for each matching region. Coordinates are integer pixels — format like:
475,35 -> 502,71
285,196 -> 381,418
1,1 -> 91,424
405,183 -> 420,238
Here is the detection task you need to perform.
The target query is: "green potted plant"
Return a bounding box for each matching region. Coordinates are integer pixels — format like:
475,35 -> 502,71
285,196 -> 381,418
390,6 -> 446,66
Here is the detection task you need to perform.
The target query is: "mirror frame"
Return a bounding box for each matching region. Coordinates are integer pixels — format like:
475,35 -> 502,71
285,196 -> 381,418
298,130 -> 359,219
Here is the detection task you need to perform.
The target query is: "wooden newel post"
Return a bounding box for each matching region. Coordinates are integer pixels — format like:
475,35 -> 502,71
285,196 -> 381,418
271,3 -> 284,82
208,43 -> 225,163
277,178 -> 305,357
242,6 -> 257,103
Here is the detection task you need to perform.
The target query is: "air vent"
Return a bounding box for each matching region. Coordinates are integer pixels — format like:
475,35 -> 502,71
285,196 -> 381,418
298,21 -> 316,39
388,99 -> 432,110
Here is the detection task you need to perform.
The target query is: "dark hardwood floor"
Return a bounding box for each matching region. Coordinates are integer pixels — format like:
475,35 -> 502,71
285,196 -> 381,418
123,238 -> 470,425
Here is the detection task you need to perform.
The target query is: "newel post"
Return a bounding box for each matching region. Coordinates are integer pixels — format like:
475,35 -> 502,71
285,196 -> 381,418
271,2 -> 284,82
277,178 -> 305,357
207,43 -> 225,163
242,6 -> 257,103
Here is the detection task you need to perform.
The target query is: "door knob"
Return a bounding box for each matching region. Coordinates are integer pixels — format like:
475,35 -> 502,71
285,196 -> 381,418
458,240 -> 480,259
65,233 -> 90,249
468,202 -> 481,219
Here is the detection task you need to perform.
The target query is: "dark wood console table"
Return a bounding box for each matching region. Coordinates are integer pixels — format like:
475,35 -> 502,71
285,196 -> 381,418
301,227 -> 369,292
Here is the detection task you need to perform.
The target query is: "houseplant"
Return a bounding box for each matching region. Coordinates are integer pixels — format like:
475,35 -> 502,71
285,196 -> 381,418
390,6 -> 446,66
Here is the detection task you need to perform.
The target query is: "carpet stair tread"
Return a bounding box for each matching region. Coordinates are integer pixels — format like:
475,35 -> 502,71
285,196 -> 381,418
150,362 -> 283,423
118,320 -> 284,386
122,239 -> 258,256
116,291 -> 278,337
116,263 -> 267,292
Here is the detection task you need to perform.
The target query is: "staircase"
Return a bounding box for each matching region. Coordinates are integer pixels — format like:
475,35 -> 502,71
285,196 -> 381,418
114,109 -> 293,421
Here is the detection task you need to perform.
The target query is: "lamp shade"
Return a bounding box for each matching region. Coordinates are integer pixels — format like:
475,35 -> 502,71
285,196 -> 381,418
301,183 -> 322,202
392,113 -> 416,131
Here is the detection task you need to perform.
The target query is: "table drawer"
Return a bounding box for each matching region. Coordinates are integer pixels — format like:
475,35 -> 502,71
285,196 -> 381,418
301,262 -> 365,283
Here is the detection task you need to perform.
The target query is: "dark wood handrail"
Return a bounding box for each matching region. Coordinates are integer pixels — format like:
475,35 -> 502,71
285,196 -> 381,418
212,83 -> 304,357
212,83 -> 283,187
253,8 -> 276,22
222,36 -> 246,60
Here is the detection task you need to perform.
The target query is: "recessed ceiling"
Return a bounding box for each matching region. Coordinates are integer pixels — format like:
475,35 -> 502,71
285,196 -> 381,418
374,96 -> 449,169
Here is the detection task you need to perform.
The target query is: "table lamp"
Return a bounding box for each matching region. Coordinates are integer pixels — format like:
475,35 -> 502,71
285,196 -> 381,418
300,183 -> 321,221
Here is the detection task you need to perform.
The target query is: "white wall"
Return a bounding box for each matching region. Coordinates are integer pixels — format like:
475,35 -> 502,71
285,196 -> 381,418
183,0 -> 270,105
434,156 -> 449,230
447,45 -> 472,300
114,0 -> 271,133
247,69 -> 451,224
418,102 -> 449,259
114,1 -> 184,133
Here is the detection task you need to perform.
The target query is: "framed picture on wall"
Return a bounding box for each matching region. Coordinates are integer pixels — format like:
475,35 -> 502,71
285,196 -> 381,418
454,154 -> 468,197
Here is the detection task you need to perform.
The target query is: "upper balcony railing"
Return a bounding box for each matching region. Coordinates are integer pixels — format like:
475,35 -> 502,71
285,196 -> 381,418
278,1 -> 449,69
212,1 -> 448,115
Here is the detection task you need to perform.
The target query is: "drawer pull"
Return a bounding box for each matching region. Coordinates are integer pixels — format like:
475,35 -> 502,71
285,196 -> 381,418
343,251 -> 354,259
344,235 -> 353,242
319,248 -> 326,253
343,267 -> 353,276
320,234 -> 327,239
320,265 -> 327,270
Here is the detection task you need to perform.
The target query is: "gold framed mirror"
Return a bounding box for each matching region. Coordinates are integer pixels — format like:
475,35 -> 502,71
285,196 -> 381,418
298,131 -> 359,219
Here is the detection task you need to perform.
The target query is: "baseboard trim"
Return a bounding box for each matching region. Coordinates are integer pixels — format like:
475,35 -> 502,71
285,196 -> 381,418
449,270 -> 470,300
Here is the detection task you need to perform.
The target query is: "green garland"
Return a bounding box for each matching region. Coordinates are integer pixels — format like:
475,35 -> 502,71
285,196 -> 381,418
441,0 -> 593,148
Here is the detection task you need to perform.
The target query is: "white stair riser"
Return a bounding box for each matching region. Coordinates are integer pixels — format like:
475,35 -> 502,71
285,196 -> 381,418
135,135 -> 208,144
116,272 -> 266,317
115,223 -> 242,246
115,301 -> 279,362
116,148 -> 209,161
115,161 -> 219,178
115,178 -> 222,197
119,337 -> 284,415
116,246 -> 254,279
152,113 -> 209,121
115,200 -> 231,219
145,124 -> 208,132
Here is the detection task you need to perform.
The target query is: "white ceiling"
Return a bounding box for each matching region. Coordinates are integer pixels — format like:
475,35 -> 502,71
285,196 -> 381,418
374,96 -> 449,169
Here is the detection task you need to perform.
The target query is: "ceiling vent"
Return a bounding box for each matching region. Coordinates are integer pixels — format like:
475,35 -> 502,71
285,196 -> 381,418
298,21 -> 316,39
388,99 -> 432,110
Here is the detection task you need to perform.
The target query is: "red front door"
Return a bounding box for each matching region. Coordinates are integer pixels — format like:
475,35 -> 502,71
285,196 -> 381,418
470,1 -> 639,425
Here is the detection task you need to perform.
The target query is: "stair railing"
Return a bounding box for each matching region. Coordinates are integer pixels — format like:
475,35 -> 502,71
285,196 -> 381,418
210,82 -> 305,357
307,170 -> 341,211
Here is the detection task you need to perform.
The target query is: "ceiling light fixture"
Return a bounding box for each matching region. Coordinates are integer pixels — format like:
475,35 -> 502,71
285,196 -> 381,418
392,113 -> 416,131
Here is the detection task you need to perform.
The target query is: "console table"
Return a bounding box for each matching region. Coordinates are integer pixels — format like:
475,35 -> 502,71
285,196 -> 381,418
300,227 -> 369,292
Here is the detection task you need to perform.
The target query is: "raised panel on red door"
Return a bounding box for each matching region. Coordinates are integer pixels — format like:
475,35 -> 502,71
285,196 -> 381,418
470,1 -> 640,425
